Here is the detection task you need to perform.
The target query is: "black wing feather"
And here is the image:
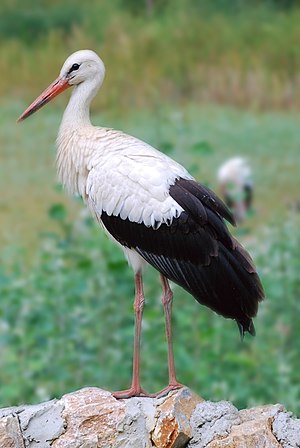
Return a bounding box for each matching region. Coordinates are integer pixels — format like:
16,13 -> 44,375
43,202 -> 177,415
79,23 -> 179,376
171,178 -> 236,226
100,177 -> 264,335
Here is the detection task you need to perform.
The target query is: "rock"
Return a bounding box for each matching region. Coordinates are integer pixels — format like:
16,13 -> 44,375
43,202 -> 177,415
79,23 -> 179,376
116,393 -> 157,448
188,402 -> 300,448
224,405 -> 284,448
0,400 -> 65,448
272,407 -> 300,448
151,387 -> 203,447
188,400 -> 240,447
18,400 -> 65,448
53,386 -> 202,448
0,415 -> 24,448
0,387 -> 299,448
52,388 -> 126,448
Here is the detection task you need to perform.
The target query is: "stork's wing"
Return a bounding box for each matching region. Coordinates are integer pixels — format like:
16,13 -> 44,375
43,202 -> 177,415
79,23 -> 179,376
84,133 -> 190,227
100,177 -> 264,334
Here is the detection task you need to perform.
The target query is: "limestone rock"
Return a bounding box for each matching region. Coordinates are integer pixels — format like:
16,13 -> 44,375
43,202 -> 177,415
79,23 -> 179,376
188,402 -> 300,448
53,386 -> 202,448
188,400 -> 240,447
0,415 -> 24,448
151,387 -> 203,447
204,406 -> 281,448
0,400 -> 65,448
0,387 -> 299,448
19,400 -> 65,448
272,406 -> 300,448
52,388 -> 126,448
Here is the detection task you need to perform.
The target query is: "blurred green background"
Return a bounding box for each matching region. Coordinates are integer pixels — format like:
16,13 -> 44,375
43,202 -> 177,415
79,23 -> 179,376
0,0 -> 300,414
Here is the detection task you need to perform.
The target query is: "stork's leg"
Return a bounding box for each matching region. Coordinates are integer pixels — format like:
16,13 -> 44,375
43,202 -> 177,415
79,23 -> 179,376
153,275 -> 183,398
113,272 -> 149,399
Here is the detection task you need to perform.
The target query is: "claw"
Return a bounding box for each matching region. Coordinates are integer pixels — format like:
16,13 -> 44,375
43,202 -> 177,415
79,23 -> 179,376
151,382 -> 184,399
112,387 -> 151,399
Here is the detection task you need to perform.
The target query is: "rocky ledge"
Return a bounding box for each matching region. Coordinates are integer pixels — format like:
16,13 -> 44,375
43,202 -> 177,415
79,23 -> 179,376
0,387 -> 299,448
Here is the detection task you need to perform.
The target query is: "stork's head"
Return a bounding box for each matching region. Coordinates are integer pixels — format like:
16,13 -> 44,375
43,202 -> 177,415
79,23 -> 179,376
17,50 -> 105,122
60,50 -> 105,87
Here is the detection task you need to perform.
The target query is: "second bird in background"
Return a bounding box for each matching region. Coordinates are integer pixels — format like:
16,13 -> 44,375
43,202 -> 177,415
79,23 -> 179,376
217,157 -> 253,224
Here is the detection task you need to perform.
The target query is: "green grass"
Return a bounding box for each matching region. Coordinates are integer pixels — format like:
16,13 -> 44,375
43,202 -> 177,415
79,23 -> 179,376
0,99 -> 300,414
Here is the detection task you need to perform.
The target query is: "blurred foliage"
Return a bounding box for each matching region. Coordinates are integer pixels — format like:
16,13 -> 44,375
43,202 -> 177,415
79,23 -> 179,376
0,3 -> 82,43
1,0 -> 300,109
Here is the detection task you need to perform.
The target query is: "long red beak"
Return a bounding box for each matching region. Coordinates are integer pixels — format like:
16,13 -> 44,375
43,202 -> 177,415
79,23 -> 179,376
17,77 -> 70,123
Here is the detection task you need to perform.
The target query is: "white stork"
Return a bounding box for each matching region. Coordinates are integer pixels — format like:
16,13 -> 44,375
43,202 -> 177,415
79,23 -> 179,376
217,157 -> 253,224
18,50 -> 264,399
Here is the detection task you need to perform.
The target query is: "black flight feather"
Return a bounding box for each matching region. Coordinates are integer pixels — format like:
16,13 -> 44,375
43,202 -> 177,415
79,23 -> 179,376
100,177 -> 264,336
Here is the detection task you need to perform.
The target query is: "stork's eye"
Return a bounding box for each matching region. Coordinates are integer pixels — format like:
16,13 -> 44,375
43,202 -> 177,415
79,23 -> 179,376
71,63 -> 80,71
68,63 -> 80,74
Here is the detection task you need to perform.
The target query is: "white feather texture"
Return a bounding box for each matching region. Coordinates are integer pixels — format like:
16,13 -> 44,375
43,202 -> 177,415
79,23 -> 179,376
57,123 -> 192,229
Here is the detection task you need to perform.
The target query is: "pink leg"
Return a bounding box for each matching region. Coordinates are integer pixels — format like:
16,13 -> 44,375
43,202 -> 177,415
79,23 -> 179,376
153,275 -> 183,398
113,272 -> 150,399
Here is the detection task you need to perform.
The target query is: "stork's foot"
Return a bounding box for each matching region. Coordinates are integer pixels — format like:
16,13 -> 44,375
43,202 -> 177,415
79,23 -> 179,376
152,382 -> 184,398
112,386 -> 151,399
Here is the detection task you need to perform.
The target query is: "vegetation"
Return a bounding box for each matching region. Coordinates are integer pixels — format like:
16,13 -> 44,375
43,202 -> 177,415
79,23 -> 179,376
0,0 -> 299,415
2,0 -> 300,110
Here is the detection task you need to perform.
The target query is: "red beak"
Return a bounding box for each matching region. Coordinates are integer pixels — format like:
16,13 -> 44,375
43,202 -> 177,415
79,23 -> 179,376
17,77 -> 70,123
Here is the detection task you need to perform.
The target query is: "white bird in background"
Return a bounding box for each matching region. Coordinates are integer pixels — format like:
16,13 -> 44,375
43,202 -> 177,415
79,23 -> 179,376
18,50 -> 264,399
217,157 -> 253,224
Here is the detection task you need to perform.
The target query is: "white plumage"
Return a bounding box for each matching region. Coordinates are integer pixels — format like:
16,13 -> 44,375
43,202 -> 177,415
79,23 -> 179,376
57,118 -> 190,272
58,128 -> 189,227
18,50 -> 264,399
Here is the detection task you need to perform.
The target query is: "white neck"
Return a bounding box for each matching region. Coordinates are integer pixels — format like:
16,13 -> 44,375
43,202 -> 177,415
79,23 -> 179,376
60,77 -> 101,131
56,73 -> 103,195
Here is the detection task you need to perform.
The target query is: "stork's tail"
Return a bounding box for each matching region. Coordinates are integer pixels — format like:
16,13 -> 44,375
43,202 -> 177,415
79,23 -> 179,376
237,318 -> 256,340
